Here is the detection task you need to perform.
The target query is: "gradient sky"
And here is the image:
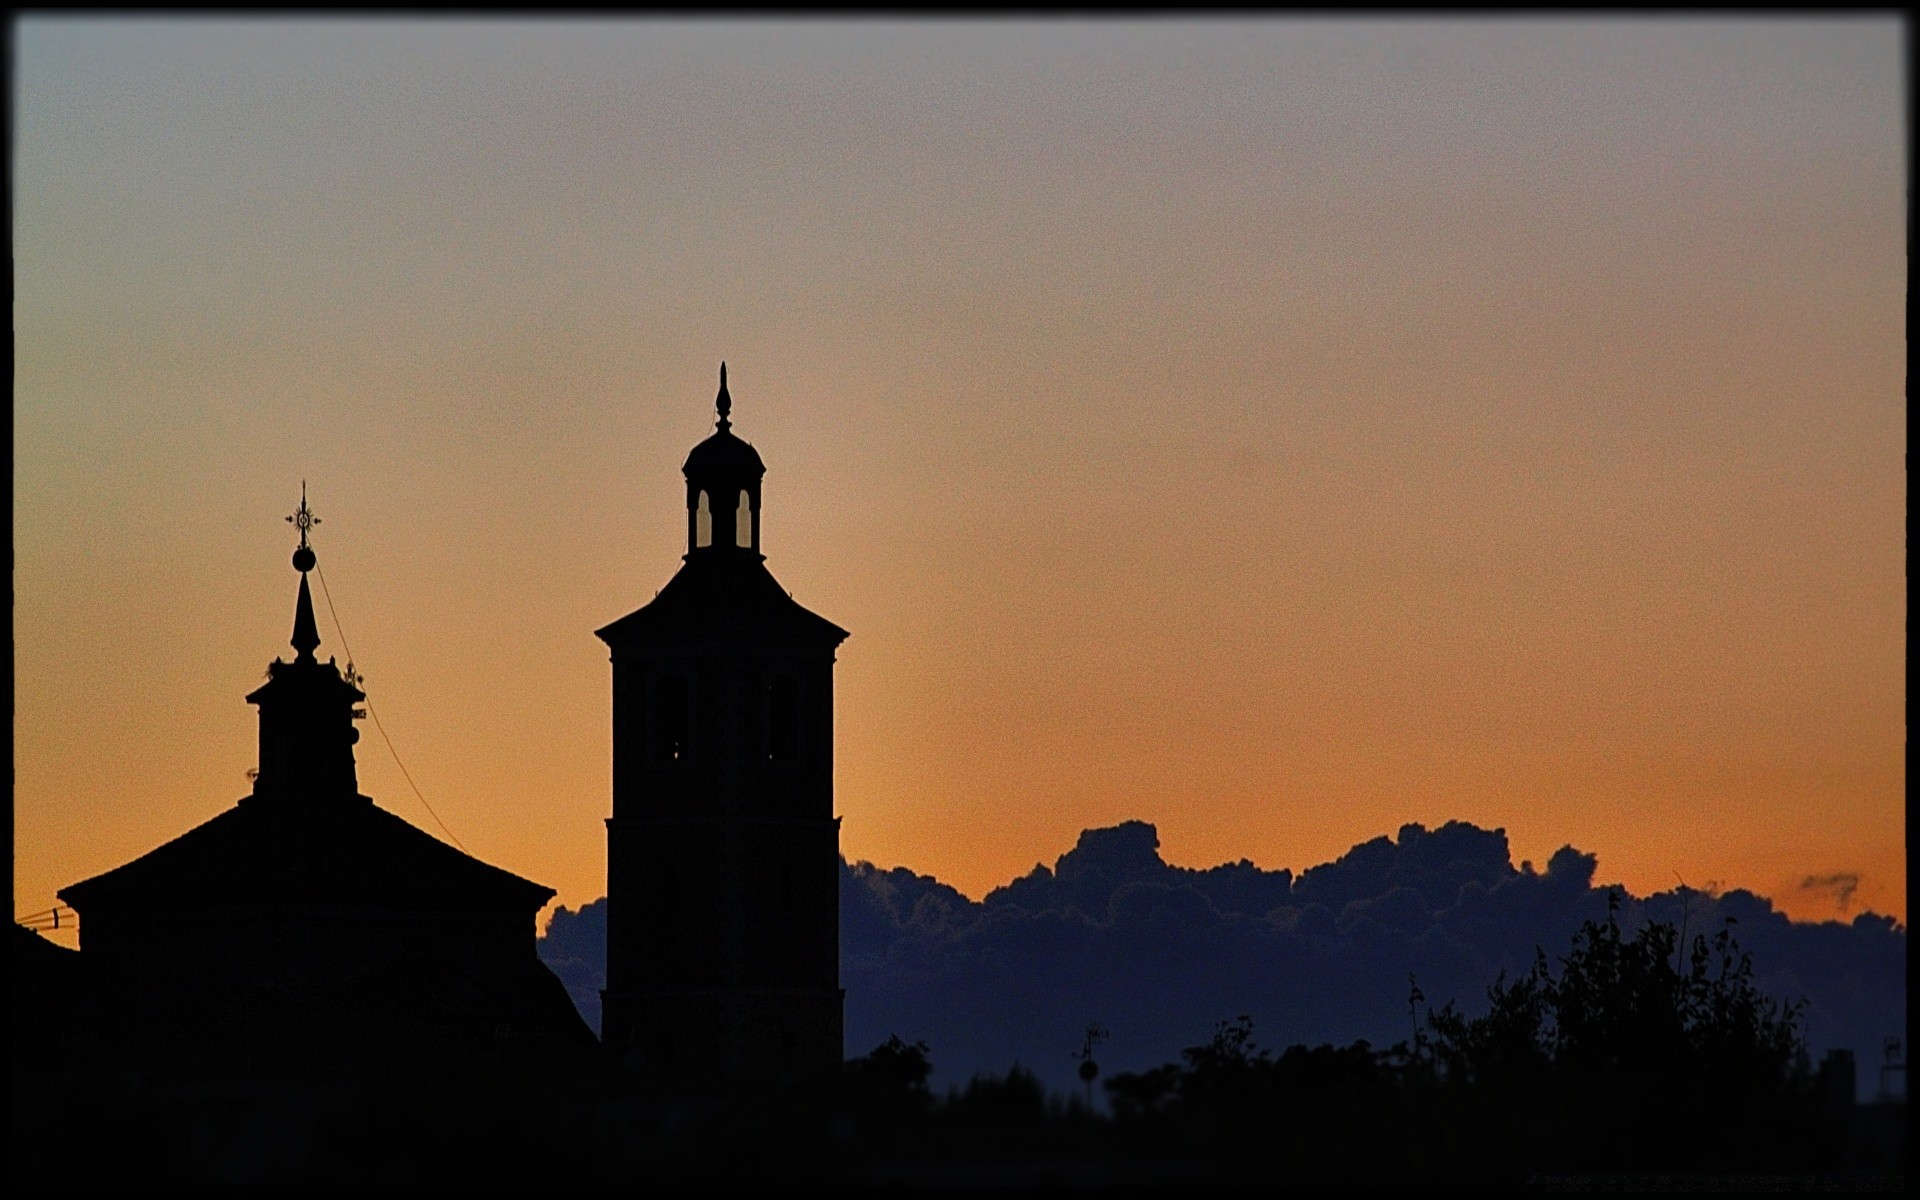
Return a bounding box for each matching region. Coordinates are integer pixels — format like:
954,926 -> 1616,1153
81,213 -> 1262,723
14,17 -> 1906,943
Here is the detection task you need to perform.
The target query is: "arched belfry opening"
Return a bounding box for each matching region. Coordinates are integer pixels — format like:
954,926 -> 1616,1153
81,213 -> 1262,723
597,362 -> 849,1092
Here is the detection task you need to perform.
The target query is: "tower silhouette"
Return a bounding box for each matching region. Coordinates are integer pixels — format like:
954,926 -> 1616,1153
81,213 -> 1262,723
598,365 -> 849,1087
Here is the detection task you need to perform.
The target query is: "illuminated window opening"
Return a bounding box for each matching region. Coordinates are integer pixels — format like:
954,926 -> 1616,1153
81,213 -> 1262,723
695,491 -> 713,548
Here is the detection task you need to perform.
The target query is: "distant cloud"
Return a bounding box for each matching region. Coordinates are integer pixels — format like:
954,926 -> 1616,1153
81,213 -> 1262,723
540,822 -> 1907,1103
1799,872 -> 1862,914
539,898 -> 605,1037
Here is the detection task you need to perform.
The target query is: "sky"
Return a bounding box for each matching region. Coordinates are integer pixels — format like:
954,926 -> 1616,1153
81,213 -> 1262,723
13,17 -> 1906,942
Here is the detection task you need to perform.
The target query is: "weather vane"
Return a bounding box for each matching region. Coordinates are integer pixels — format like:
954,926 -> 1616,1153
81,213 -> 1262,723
286,481 -> 320,571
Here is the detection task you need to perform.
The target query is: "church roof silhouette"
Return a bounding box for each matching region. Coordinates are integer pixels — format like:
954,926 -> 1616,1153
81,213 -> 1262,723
61,492 -> 552,916
53,491 -> 591,1067
594,548 -> 848,648
57,786 -> 552,912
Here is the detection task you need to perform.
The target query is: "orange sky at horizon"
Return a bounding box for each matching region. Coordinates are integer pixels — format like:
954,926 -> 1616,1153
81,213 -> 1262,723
13,18 -> 1905,944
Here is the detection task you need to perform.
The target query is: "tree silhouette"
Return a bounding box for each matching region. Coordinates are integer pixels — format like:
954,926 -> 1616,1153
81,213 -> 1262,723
837,1034 -> 935,1152
1417,891 -> 1816,1172
1424,892 -> 1805,1085
1093,894 -> 1831,1181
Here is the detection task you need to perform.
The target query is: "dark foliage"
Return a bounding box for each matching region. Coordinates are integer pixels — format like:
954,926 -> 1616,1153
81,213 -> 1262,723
805,904 -> 1858,1184
1424,894 -> 1808,1092
1091,899 -> 1834,1182
834,1034 -> 934,1153
1415,896 -> 1826,1174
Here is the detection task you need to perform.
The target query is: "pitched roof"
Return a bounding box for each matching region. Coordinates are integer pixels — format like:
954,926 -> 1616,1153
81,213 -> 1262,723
596,551 -> 849,652
59,794 -> 553,914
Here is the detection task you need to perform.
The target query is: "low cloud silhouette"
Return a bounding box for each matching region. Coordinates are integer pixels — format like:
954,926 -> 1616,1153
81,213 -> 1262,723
540,821 -> 1906,1102
539,897 -> 606,1036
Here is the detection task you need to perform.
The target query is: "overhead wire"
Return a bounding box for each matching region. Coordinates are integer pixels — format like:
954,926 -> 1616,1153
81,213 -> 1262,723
312,562 -> 470,853
16,908 -> 78,938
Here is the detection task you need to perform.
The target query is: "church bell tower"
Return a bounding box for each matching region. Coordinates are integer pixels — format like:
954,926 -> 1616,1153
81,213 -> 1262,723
598,364 -> 849,1087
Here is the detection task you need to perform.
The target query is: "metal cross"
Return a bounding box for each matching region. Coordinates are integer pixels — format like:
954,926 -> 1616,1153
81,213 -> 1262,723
286,481 -> 321,549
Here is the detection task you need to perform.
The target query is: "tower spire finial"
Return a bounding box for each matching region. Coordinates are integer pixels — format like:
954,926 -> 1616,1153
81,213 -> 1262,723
285,483 -> 321,659
716,361 -> 732,431
288,481 -> 320,568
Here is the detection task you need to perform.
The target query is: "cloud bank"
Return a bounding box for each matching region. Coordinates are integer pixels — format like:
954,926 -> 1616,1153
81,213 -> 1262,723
541,820 -> 1905,1101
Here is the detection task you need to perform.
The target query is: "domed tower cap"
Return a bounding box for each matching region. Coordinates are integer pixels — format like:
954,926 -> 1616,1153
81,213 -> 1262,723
682,362 -> 766,479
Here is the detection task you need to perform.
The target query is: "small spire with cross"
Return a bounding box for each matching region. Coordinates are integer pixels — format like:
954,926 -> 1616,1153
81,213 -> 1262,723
287,481 -> 320,573
285,483 -> 322,659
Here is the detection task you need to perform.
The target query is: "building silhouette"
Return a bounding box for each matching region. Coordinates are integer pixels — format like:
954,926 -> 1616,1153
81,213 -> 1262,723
55,493 -> 591,1067
598,365 -> 849,1087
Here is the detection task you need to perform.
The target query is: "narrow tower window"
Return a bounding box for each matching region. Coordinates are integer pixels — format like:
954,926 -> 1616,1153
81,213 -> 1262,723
655,675 -> 691,764
695,491 -> 713,548
768,674 -> 799,764
736,492 -> 753,548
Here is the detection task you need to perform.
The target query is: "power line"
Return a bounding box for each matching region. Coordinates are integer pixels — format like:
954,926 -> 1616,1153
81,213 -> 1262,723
15,905 -> 76,931
313,562 -> 470,854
